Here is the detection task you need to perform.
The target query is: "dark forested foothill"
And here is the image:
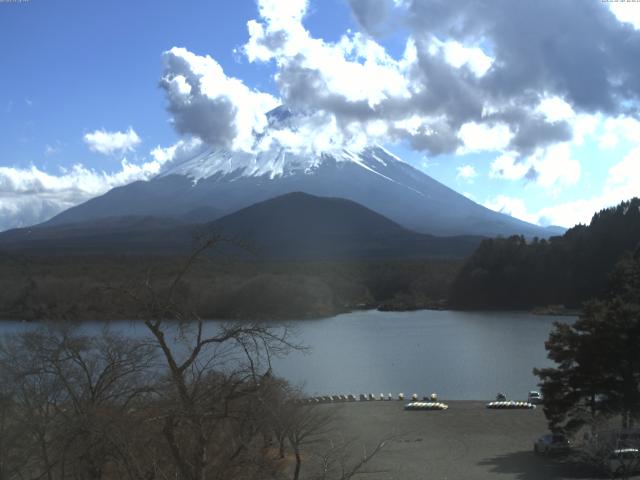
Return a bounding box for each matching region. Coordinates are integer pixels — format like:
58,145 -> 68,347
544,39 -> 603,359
0,193 -> 482,260
0,255 -> 463,321
449,198 -> 640,310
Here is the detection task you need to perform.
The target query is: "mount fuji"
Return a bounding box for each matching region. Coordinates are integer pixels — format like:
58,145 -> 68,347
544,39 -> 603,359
42,109 -> 560,239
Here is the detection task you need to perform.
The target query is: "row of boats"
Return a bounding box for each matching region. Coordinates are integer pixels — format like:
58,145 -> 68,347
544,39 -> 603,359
302,393 -> 438,403
486,401 -> 537,409
301,393 -> 538,410
405,402 -> 449,410
401,400 -> 536,410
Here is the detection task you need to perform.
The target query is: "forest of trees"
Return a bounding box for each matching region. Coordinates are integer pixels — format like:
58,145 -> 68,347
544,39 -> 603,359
450,198 -> 640,310
0,254 -> 463,321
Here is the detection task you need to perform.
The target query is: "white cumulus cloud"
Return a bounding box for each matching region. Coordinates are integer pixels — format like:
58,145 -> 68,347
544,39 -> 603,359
609,2 -> 640,29
530,144 -> 581,189
485,147 -> 640,227
83,127 -> 141,155
457,122 -> 513,154
598,115 -> 640,149
160,47 -> 279,152
152,0 -> 640,165
483,195 -> 539,225
431,38 -> 494,77
536,96 -> 575,123
489,143 -> 580,189
456,164 -> 477,181
489,153 -> 531,181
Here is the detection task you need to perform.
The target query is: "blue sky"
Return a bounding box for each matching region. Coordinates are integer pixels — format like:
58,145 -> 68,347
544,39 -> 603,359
1,0 -> 265,168
1,0 -> 640,231
0,0 -> 357,168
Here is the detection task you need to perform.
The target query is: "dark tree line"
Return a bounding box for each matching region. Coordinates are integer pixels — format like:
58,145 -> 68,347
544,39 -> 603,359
450,198 -> 640,310
0,254 -> 463,321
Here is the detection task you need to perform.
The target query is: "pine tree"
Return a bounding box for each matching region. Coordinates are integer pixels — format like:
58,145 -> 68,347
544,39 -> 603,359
534,249 -> 640,433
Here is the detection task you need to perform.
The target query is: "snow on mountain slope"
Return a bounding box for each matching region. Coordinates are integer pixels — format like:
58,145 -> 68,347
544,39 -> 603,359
159,106 -> 413,187
160,144 -> 404,186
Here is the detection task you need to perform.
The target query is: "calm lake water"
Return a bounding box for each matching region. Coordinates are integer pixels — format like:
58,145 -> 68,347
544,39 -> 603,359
0,309 -> 573,400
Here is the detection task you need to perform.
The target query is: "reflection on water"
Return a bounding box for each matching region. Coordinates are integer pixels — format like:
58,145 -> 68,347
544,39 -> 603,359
0,309 -> 573,400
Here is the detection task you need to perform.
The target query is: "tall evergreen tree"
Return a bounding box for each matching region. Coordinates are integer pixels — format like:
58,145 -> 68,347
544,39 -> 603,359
534,249 -> 640,433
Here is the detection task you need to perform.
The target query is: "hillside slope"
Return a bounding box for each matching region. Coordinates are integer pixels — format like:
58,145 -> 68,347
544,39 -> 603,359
0,193 -> 482,260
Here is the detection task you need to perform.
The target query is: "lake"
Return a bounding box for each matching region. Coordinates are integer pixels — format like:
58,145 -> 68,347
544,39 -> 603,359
0,309 -> 572,400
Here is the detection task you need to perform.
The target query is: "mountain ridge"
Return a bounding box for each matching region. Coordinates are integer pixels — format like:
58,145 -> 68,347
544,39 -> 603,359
0,192 -> 483,259
44,143 -> 563,238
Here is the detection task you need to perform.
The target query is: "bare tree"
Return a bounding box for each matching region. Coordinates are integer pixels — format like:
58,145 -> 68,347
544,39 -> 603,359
131,238 -> 396,480
0,385 -> 27,480
309,435 -> 389,480
0,238 -> 391,480
127,238 -> 300,480
0,324 -> 158,480
256,385 -> 392,480
285,402 -> 336,480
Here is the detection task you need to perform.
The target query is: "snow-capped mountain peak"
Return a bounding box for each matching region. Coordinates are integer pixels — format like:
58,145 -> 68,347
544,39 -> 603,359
159,141 -> 405,185
45,108 -> 560,239
159,105 -> 412,184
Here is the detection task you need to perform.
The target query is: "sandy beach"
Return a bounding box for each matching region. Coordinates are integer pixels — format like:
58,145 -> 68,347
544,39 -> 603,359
317,400 -> 602,480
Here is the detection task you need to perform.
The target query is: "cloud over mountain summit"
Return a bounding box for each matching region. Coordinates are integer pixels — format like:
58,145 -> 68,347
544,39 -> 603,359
160,0 -> 640,163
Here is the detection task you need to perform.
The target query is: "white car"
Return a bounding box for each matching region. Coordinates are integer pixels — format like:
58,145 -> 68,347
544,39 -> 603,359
528,391 -> 543,404
608,448 -> 640,477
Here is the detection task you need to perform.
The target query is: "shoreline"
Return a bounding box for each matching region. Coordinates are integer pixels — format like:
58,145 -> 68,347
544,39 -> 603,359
0,305 -> 581,323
